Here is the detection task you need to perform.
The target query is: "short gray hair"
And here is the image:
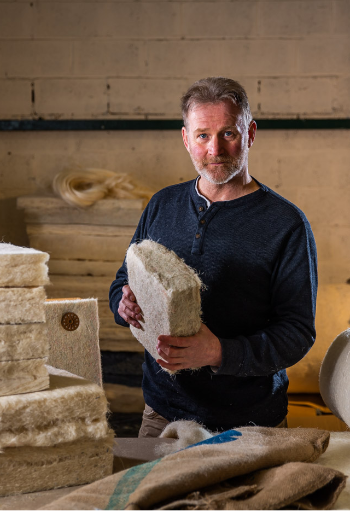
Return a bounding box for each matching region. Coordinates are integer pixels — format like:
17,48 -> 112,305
181,77 -> 252,129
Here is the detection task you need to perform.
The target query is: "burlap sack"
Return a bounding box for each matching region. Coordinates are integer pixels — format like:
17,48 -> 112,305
40,427 -> 346,510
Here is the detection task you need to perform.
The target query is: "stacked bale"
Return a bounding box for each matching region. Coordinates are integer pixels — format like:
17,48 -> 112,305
0,366 -> 114,496
17,196 -> 146,430
17,196 -> 142,351
0,243 -> 113,496
0,243 -> 50,396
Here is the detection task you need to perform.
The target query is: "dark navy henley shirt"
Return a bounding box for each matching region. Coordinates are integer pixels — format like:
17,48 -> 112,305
109,178 -> 317,431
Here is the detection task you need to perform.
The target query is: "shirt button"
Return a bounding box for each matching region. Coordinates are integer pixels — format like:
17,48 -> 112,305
200,219 -> 206,224
195,233 -> 201,239
198,206 -> 204,212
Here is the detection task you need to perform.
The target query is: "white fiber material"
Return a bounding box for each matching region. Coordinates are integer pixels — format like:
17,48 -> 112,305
0,287 -> 46,324
126,240 -> 202,373
0,243 -> 49,287
0,323 -> 48,361
316,432 -> 350,510
53,167 -> 153,207
157,420 -> 213,455
0,358 -> 49,397
319,328 -> 350,427
0,434 -> 114,497
46,298 -> 102,387
0,366 -> 110,448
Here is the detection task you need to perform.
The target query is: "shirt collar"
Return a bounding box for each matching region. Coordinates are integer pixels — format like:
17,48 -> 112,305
195,177 -> 211,208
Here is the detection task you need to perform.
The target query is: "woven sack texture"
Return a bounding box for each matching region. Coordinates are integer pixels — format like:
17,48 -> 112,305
0,434 -> 114,497
0,358 -> 49,397
40,427 -> 346,510
0,323 -> 48,361
0,366 -> 110,448
0,287 -> 46,324
46,298 -> 102,387
0,243 -> 49,287
126,240 -> 202,373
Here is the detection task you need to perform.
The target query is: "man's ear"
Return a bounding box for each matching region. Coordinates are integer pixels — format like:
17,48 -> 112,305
248,121 -> 257,148
182,126 -> 190,152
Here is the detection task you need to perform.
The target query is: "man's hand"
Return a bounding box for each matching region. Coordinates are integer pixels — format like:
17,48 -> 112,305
156,323 -> 222,372
117,285 -> 143,329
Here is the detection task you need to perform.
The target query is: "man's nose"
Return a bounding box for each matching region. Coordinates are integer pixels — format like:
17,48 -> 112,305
208,136 -> 224,156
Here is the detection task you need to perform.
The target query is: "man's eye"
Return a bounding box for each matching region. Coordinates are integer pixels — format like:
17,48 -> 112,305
199,133 -> 207,139
224,131 -> 233,137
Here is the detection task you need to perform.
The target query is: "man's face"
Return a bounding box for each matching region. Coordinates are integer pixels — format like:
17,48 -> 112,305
182,100 -> 255,185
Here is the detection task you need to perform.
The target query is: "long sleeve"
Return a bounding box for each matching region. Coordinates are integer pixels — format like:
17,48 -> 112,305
216,220 -> 317,377
109,206 -> 150,327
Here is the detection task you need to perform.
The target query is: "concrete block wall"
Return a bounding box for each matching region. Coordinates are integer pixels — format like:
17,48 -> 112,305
0,0 -> 350,287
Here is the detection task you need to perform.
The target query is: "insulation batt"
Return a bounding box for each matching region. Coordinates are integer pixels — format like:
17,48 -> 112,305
126,240 -> 202,374
0,434 -> 114,497
0,243 -> 49,287
0,366 -> 110,448
0,287 -> 46,324
0,323 -> 48,361
0,358 -> 49,397
46,298 -> 102,387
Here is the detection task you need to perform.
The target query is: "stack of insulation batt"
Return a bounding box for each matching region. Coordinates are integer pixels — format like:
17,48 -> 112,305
17,196 -> 147,425
17,195 -> 143,352
0,243 -> 113,496
0,243 -> 50,395
0,366 -> 114,496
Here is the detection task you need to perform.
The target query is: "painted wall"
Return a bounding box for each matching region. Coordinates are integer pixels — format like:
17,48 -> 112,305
0,0 -> 350,285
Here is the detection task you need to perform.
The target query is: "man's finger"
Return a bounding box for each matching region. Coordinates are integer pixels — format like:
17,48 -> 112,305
157,358 -> 183,371
157,347 -> 184,363
122,285 -> 138,301
157,335 -> 190,348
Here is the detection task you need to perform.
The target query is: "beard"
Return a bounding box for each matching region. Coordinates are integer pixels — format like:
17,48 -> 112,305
190,151 -> 248,185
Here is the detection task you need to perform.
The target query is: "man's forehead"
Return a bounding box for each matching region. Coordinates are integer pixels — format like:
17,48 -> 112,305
187,100 -> 244,130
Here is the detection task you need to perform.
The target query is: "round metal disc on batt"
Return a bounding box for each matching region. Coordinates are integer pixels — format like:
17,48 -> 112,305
61,312 -> 79,331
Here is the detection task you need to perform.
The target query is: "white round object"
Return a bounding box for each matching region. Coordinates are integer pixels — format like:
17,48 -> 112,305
319,328 -> 350,426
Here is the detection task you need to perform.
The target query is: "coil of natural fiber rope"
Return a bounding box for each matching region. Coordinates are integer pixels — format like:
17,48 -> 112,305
52,167 -> 154,208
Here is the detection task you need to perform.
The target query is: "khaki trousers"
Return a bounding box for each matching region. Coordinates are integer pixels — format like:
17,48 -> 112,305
138,404 -> 288,438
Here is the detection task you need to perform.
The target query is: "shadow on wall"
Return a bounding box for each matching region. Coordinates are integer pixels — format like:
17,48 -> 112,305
0,198 -> 28,247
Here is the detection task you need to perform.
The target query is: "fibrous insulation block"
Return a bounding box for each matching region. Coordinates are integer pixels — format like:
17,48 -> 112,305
46,298 -> 102,387
0,434 -> 114,497
0,366 -> 110,449
0,287 -> 46,324
0,358 -> 49,397
126,240 -> 202,373
0,243 -> 49,287
0,323 -> 48,361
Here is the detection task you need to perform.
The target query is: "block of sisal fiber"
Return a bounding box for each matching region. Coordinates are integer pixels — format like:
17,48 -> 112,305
0,287 -> 46,324
46,298 -> 102,387
0,366 -> 111,449
0,435 -> 114,497
319,329 -> 350,428
0,358 -> 49,397
0,243 -> 49,287
0,323 -> 48,361
126,240 -> 202,373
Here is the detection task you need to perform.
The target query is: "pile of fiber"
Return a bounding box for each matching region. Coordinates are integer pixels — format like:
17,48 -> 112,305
0,243 -> 113,496
126,240 -> 202,374
53,167 -> 153,208
0,243 -> 50,396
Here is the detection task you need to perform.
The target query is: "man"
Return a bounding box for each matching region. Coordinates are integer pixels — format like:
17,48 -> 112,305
109,77 -> 317,437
